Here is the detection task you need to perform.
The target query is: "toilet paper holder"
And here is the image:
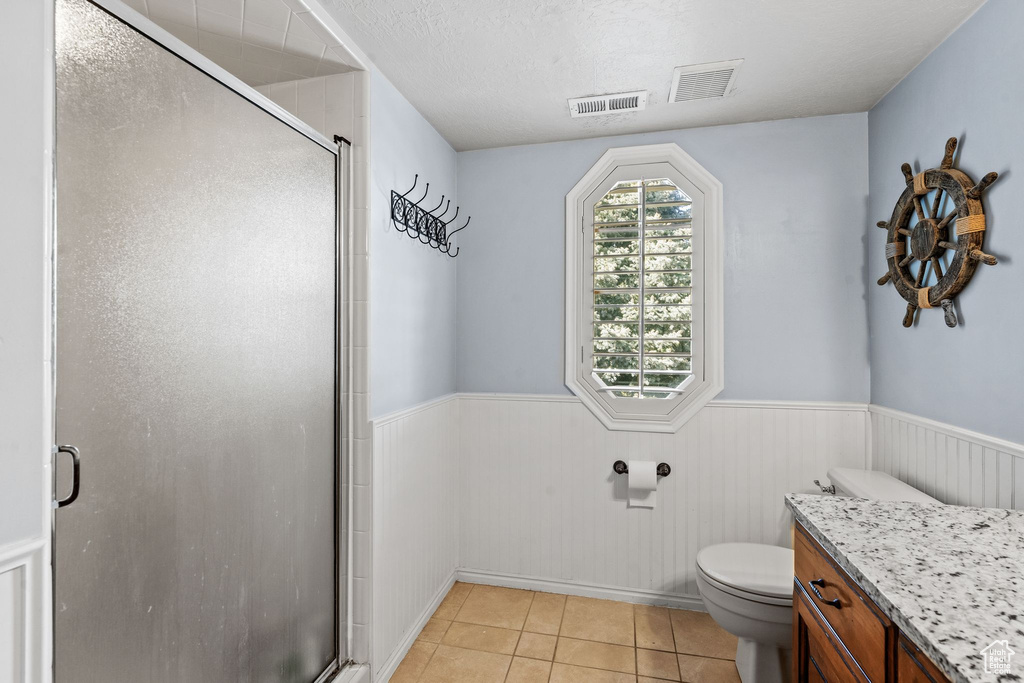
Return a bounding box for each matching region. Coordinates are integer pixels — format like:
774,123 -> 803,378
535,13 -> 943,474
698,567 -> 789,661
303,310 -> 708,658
613,460 -> 671,477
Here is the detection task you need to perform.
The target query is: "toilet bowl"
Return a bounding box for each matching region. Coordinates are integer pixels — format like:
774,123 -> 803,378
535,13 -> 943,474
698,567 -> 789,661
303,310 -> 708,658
695,468 -> 940,683
696,543 -> 794,683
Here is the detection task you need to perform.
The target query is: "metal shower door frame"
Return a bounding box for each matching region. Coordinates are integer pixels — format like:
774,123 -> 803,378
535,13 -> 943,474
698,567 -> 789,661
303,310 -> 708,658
49,2 -> 350,680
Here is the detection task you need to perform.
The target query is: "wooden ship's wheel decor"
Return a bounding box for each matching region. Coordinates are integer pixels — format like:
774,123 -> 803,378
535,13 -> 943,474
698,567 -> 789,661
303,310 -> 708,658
876,137 -> 999,328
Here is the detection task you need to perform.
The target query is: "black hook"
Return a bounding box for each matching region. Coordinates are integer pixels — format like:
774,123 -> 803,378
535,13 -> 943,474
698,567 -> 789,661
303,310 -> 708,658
435,199 -> 453,220
442,206 -> 460,226
447,215 -> 471,238
414,182 -> 430,206
400,174 -> 418,198
427,194 -> 446,214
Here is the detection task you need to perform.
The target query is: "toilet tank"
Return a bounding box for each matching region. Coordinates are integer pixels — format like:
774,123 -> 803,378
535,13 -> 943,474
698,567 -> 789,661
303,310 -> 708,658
826,467 -> 940,504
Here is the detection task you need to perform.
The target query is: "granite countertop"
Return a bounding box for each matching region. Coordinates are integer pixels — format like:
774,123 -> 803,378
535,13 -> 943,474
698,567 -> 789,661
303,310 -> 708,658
785,493 -> 1024,683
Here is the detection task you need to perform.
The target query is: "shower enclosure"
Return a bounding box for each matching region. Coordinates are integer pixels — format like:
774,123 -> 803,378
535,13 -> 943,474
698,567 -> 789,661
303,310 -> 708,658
53,0 -> 345,680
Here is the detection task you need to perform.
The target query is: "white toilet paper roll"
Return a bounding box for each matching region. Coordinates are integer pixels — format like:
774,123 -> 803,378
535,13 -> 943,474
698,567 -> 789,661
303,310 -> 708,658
627,460 -> 658,508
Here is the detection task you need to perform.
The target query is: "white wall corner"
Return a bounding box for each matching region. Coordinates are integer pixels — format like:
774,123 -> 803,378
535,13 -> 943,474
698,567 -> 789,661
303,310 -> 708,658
371,570 -> 456,683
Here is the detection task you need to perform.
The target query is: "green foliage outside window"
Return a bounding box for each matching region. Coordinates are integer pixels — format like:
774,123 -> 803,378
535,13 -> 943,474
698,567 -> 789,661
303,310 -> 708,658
592,178 -> 693,398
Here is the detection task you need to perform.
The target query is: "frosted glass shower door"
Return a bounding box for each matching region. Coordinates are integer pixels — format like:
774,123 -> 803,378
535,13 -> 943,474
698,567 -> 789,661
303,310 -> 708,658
54,0 -> 339,681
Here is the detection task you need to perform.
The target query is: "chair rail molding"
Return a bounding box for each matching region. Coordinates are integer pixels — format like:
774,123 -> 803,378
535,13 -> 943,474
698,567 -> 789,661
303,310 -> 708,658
868,404 -> 1024,509
458,393 -> 870,411
868,404 -> 1024,460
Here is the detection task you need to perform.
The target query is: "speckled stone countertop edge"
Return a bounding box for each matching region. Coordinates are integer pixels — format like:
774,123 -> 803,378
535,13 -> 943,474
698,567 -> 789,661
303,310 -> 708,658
785,494 -> 968,683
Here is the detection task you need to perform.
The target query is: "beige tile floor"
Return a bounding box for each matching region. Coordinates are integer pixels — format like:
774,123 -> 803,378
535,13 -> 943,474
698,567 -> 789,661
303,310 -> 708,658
390,582 -> 741,683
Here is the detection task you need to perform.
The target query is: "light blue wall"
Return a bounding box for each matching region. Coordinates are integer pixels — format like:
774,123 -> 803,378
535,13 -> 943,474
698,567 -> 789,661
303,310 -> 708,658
868,0 -> 1024,442
369,71 -> 458,417
456,114 -> 871,401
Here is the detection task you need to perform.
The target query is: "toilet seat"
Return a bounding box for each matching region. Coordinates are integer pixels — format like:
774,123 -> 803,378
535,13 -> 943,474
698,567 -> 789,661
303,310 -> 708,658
696,543 -> 793,605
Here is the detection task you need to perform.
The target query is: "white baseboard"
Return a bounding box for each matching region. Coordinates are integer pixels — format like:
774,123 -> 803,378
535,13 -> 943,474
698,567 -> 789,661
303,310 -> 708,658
455,569 -> 707,612
373,569 -> 457,683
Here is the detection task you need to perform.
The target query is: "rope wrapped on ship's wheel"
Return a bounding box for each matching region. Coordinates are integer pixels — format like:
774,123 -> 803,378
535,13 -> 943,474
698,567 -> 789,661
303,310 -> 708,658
876,137 -> 1000,328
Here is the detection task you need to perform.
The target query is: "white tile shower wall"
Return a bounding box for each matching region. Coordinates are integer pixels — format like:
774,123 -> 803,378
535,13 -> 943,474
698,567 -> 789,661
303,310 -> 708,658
371,396 -> 460,673
256,69 -> 372,663
348,68 -> 372,666
253,72 -> 356,141
458,396 -> 868,600
869,405 -> 1024,509
127,0 -> 363,87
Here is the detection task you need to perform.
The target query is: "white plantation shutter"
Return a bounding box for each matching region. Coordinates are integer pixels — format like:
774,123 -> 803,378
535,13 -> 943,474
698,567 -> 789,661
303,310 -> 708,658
591,178 -> 693,398
565,144 -> 723,432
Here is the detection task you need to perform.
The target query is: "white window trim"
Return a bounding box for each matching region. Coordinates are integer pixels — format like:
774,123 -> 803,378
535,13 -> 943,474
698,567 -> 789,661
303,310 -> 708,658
564,143 -> 724,433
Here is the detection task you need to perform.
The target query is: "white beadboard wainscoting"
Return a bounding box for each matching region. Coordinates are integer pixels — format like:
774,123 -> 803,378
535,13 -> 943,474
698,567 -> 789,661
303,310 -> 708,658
458,395 -> 868,602
371,396 -> 460,681
369,394 -> 1024,678
369,393 -> 869,678
0,538 -> 47,683
869,405 -> 1024,510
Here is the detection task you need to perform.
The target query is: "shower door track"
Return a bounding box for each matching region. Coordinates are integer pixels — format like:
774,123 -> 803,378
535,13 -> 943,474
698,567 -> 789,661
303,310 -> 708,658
50,1 -> 351,680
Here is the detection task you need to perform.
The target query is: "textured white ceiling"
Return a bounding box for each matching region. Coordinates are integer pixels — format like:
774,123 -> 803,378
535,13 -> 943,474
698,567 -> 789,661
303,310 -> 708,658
321,0 -> 986,151
127,0 -> 360,85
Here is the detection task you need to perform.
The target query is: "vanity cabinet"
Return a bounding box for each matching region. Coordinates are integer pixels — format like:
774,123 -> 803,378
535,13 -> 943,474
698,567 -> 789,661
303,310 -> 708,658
792,523 -> 951,682
896,635 -> 951,683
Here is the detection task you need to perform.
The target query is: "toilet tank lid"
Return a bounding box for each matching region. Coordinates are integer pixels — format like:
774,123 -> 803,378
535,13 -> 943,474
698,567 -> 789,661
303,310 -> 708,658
827,467 -> 940,504
696,543 -> 793,598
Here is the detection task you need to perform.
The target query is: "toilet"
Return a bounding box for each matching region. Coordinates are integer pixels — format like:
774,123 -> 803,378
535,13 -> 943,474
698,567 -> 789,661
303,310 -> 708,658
695,468 -> 940,683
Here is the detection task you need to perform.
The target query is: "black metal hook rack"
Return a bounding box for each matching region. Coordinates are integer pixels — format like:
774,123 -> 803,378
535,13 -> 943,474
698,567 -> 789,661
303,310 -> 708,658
390,174 -> 470,257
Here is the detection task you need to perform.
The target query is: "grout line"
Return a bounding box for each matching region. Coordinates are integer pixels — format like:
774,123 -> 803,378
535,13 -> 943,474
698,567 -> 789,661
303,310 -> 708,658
437,618 -> 452,643
670,603 -> 680,657
500,644 -> 512,683
633,604 -> 640,680
550,660 -> 639,677
551,634 -> 639,649
282,11 -> 292,51
416,644 -> 436,683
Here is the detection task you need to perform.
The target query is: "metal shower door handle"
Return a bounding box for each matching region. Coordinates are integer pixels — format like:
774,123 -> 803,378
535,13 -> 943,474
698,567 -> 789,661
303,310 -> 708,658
54,444 -> 81,508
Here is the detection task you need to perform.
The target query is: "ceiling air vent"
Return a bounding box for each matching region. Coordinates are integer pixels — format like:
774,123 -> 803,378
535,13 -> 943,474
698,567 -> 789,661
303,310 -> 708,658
670,59 -> 743,103
568,91 -> 648,118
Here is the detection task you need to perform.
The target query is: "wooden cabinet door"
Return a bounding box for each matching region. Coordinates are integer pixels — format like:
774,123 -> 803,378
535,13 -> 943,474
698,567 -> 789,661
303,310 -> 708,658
897,635 -> 951,683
